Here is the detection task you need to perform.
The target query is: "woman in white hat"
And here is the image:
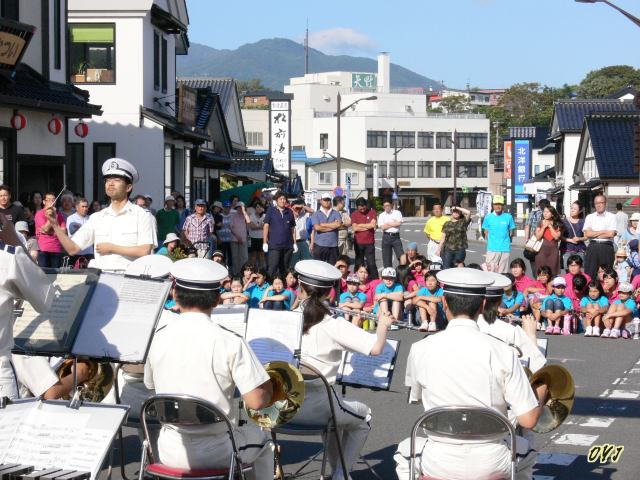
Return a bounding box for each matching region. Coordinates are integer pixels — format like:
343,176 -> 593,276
293,259 -> 395,480
619,211 -> 640,247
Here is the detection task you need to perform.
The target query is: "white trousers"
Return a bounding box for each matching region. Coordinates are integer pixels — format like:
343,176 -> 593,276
0,358 -> 18,400
157,425 -> 274,480
394,435 -> 536,480
294,385 -> 371,480
426,240 -> 439,261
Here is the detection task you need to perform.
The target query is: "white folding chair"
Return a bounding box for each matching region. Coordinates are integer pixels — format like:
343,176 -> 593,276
409,406 -> 517,480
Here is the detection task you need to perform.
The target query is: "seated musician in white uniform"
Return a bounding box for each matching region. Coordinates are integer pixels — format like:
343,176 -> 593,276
478,271 -> 546,373
11,355 -> 91,399
0,214 -> 54,399
395,268 -> 548,480
293,259 -> 396,480
144,258 -> 276,479
103,255 -> 175,420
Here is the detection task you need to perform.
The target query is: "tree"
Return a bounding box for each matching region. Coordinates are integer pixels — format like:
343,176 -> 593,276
236,78 -> 267,92
577,65 -> 640,98
439,94 -> 470,113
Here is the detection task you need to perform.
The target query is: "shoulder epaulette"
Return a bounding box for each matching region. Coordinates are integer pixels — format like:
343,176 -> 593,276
0,242 -> 16,254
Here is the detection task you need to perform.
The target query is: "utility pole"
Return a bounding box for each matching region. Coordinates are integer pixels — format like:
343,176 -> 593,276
393,146 -> 404,201
336,92 -> 341,188
452,130 -> 458,206
494,122 -> 500,153
304,19 -> 309,75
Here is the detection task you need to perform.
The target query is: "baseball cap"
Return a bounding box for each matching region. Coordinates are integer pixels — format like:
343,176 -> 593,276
222,200 -> 231,208
165,195 -> 175,202
321,193 -> 332,200
15,221 -> 29,233
194,198 -> 206,206
236,201 -> 245,208
346,273 -> 361,284
212,250 -> 225,258
492,195 -> 505,205
551,277 -> 567,287
213,201 -> 223,208
631,212 -> 640,222
618,282 -> 633,293
381,267 -> 396,279
407,242 -> 418,250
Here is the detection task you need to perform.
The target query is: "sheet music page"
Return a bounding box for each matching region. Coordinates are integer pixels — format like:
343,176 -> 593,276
537,338 -> 548,357
245,310 -> 303,365
13,273 -> 91,347
72,273 -> 170,362
211,305 -> 248,337
0,402 -> 33,458
338,339 -> 398,389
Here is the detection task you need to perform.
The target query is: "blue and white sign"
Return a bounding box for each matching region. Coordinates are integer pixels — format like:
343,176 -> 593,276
513,139 -> 530,203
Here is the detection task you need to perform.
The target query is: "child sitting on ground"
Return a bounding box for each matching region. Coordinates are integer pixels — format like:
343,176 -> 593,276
542,276 -> 573,335
413,271 -> 444,332
339,274 -> 367,327
526,266 -> 553,329
498,273 -> 525,318
580,280 -> 609,337
259,275 -> 294,311
220,277 -> 249,305
373,267 -> 405,321
602,282 -> 638,339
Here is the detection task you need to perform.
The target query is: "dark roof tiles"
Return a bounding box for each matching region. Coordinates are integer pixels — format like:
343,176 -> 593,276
586,113 -> 640,179
555,99 -> 637,132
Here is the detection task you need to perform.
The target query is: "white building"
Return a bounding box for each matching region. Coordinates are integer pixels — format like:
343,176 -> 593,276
0,0 -> 101,198
66,0 -> 205,205
280,54 -> 490,214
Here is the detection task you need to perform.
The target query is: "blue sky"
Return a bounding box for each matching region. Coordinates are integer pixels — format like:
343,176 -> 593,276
186,0 -> 639,89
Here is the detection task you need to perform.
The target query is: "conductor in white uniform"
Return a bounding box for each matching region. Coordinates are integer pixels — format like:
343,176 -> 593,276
46,158 -> 156,271
395,268 -> 548,480
144,258 -> 276,479
0,214 -> 54,399
293,259 -> 395,480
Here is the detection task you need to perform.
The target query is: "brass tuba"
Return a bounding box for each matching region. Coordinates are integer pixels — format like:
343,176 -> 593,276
56,359 -> 115,402
527,364 -> 575,433
244,361 -> 305,429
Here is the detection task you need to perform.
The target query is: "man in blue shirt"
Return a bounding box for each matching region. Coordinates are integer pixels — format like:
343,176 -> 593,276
263,191 -> 296,278
310,193 -> 342,265
482,195 -> 515,273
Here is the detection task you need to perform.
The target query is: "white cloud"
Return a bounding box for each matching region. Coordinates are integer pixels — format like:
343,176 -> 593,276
306,28 -> 378,55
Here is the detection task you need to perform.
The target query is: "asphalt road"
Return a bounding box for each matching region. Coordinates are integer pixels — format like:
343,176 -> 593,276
109,221 -> 640,480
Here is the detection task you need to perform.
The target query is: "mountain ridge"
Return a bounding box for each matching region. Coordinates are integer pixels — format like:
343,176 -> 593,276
177,38 -> 443,92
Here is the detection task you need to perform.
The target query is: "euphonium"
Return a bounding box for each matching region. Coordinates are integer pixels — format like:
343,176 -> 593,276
244,361 -> 305,429
56,359 -> 115,402
527,364 -> 575,433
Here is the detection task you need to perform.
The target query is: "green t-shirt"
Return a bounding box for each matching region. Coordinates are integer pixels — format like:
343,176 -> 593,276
156,208 -> 180,244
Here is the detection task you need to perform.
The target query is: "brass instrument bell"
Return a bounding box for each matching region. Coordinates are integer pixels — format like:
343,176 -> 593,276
529,364 -> 575,433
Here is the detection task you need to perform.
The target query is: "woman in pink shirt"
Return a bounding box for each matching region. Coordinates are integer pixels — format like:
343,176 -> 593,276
602,267 -> 619,302
510,258 -> 537,294
407,256 -> 428,292
35,191 -> 66,268
563,254 -> 591,300
356,263 -> 381,314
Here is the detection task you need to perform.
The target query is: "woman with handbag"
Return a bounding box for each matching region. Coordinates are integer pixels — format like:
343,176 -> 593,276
561,201 -> 586,270
534,206 -> 563,276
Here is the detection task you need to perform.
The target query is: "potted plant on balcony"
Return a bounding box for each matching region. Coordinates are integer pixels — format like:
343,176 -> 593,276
72,61 -> 88,83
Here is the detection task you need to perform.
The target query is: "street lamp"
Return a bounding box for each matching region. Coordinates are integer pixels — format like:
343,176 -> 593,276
336,93 -> 377,189
575,0 -> 640,28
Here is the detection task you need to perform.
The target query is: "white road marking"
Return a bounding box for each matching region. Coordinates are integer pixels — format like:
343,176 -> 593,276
578,417 -> 616,428
467,250 -> 476,253
599,389 -> 610,397
552,434 -> 599,446
535,453 -> 579,465
413,229 -> 421,232
608,390 -> 640,399
612,378 -> 620,385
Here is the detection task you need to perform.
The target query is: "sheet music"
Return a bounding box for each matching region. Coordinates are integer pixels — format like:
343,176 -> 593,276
211,304 -> 248,337
537,338 -> 548,357
72,273 -> 170,362
245,309 -> 303,365
13,273 -> 91,346
338,339 -> 399,390
0,400 -> 127,480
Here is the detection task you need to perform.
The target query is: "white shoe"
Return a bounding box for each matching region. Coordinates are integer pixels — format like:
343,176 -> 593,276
610,329 -> 620,339
585,326 -> 593,337
593,326 -> 601,337
601,328 -> 611,338
419,322 -> 429,332
428,321 -> 437,332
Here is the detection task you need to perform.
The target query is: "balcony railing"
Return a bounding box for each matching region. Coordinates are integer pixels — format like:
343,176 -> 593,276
313,109 -> 487,119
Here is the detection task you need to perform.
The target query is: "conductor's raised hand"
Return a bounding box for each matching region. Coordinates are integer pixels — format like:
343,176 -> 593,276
378,310 -> 396,328
0,213 -> 22,246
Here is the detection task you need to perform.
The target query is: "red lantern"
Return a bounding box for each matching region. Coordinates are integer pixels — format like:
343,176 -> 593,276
48,117 -> 62,135
74,122 -> 89,138
10,112 -> 26,130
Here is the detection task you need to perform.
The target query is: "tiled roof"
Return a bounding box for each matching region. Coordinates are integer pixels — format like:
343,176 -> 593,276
195,93 -> 215,130
141,106 -> 208,142
586,113 -> 640,179
178,77 -> 237,112
229,155 -> 272,174
554,99 -> 637,132
509,126 -> 536,139
0,64 -> 101,116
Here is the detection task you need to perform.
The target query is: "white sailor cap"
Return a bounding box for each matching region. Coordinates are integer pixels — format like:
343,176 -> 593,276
436,267 -> 494,296
483,271 -> 512,298
171,258 -> 228,291
295,259 -> 341,288
125,254 -> 173,279
102,157 -> 139,184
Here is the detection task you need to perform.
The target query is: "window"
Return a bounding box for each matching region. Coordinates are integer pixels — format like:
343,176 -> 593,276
394,161 -> 415,178
318,172 -> 333,185
534,165 -> 540,175
417,161 -> 433,177
320,133 -> 328,150
153,31 -> 160,90
0,0 -> 19,21
173,148 -> 185,194
69,24 -> 115,83
366,161 -> 387,178
456,132 -> 488,149
161,37 -> 167,93
246,131 -> 263,146
93,143 -> 116,202
417,132 -> 434,149
456,162 -> 487,178
436,132 -> 452,149
390,131 -> 415,148
54,0 -> 61,69
436,161 -> 451,178
66,144 -> 84,194
345,172 -> 359,185
367,130 -> 387,148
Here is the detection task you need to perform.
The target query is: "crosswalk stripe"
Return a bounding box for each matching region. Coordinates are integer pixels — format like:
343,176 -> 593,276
552,433 -> 599,446
608,390 -> 640,399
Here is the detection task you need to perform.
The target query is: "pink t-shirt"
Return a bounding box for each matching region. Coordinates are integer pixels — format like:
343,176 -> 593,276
35,209 -> 66,253
514,275 -> 536,295
360,279 -> 381,307
563,272 -> 591,300
409,272 -> 426,290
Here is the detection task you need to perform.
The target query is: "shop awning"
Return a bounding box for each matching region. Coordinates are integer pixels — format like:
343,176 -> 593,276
141,106 -> 209,142
568,178 -> 603,191
220,182 -> 274,203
